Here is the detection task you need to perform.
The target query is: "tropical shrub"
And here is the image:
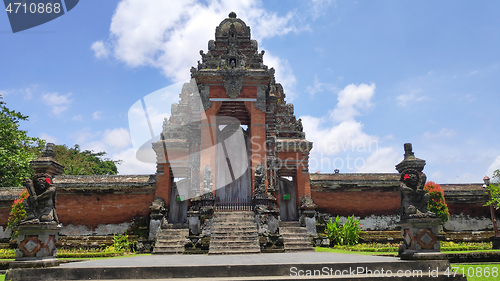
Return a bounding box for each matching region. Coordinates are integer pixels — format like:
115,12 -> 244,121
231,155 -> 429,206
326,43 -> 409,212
325,215 -> 363,246
7,189 -> 28,239
325,216 -> 342,246
424,181 -> 449,223
113,234 -> 131,252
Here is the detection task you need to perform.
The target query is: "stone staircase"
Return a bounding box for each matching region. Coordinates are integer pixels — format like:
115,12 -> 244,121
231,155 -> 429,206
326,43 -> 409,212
279,221 -> 315,252
152,226 -> 188,254
209,211 -> 260,254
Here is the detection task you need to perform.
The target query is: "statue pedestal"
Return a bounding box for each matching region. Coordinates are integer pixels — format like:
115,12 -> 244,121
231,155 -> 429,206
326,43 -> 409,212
399,218 -> 445,260
10,223 -> 61,268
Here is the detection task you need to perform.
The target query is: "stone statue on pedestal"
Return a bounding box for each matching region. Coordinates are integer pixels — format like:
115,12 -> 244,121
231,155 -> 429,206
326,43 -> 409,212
396,143 -> 443,260
22,173 -> 58,224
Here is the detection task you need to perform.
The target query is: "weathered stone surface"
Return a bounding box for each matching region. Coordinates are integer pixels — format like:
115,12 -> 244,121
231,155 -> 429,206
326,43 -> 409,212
304,217 -> 317,235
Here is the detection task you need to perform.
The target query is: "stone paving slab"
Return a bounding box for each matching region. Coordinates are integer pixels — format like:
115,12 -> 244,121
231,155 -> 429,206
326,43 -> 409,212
7,253 -> 465,280
58,252 -> 399,268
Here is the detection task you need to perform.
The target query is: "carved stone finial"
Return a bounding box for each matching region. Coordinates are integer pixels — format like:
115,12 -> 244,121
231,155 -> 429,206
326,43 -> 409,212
42,143 -> 56,158
404,143 -> 414,158
229,12 -> 237,18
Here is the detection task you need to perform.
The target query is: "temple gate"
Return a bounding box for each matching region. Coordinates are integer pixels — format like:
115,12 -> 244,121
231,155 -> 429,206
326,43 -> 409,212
153,12 -> 314,224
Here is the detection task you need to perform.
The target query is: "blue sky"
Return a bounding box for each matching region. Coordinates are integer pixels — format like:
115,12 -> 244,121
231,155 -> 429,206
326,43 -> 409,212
1,0 -> 499,184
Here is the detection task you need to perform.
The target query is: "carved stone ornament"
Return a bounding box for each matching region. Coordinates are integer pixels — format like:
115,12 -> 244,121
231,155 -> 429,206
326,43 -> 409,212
255,84 -> 267,112
223,73 -> 243,99
254,164 -> 266,195
202,164 -> 213,195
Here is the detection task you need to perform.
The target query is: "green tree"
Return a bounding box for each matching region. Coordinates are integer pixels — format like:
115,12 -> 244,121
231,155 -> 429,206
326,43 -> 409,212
485,169 -> 500,210
0,97 -> 45,187
54,144 -> 121,175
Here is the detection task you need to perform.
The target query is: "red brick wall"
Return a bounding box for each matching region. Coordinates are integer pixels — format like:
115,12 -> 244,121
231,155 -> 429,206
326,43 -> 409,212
312,189 -> 400,217
0,201 -> 12,227
56,189 -> 155,228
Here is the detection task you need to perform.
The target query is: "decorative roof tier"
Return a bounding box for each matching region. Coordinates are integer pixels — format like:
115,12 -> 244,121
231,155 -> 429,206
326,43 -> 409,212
193,12 -> 267,71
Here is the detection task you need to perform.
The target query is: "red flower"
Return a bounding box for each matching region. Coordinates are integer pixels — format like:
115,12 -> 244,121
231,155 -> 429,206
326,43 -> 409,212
403,174 -> 410,180
46,177 -> 51,184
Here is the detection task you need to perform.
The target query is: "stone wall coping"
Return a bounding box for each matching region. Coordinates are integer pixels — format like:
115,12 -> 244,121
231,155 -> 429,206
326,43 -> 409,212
54,174 -> 156,184
310,173 -> 399,181
0,187 -> 24,200
440,183 -> 484,191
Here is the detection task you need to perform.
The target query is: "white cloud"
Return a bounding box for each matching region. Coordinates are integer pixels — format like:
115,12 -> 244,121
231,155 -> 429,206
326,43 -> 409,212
112,148 -> 156,175
300,83 -> 399,173
39,133 -> 59,144
423,128 -> 456,139
446,173 -> 481,184
92,111 -> 103,120
0,86 -> 37,100
330,83 -> 375,122
95,0 -> 302,82
68,126 -> 154,174
357,147 -> 400,173
466,70 -> 478,76
103,128 -> 131,150
72,115 -> 83,122
396,89 -> 429,107
91,41 -> 110,59
310,0 -> 336,19
430,171 -> 442,181
306,75 -> 336,97
70,128 -> 97,144
301,116 -> 377,156
41,92 -> 73,116
487,155 -> 500,178
80,141 -> 107,153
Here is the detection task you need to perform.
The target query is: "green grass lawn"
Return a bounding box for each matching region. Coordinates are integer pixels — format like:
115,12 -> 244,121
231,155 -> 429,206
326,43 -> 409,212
0,274 -> 4,281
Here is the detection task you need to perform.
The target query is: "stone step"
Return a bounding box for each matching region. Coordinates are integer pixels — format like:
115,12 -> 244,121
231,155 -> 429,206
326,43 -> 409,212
209,211 -> 260,255
279,221 -> 300,227
211,236 -> 258,241
210,240 -> 259,247
6,260 -> 465,280
213,222 -> 255,225
281,236 -> 311,242
212,227 -> 257,231
280,224 -> 314,253
155,242 -> 184,247
152,227 -> 188,255
208,249 -> 260,255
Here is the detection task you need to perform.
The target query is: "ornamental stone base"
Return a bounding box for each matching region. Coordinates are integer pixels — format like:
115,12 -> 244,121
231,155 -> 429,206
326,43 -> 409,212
399,218 -> 445,260
10,223 -> 61,268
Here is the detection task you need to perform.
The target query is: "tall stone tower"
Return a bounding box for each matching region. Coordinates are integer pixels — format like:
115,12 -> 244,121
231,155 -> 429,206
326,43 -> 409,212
153,12 -> 313,223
